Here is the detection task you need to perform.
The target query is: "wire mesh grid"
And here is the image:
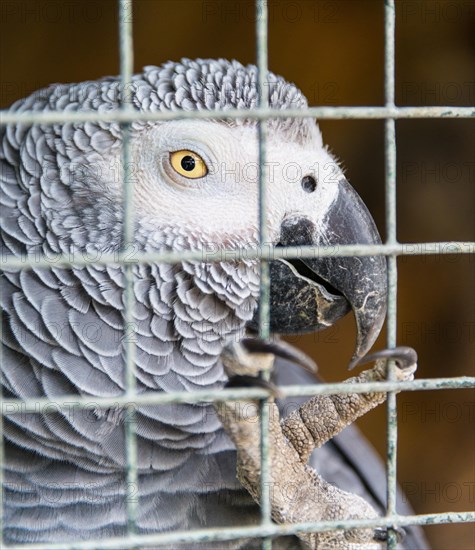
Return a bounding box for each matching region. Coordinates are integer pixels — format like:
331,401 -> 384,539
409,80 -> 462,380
0,0 -> 474,548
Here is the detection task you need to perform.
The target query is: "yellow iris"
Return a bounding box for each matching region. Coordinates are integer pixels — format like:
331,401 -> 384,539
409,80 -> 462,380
170,150 -> 208,179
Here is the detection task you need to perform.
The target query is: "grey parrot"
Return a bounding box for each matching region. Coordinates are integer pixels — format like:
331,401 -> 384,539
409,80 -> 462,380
0,58 -> 429,548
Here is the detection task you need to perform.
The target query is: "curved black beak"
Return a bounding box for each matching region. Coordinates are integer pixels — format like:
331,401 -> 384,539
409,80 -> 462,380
253,179 -> 387,365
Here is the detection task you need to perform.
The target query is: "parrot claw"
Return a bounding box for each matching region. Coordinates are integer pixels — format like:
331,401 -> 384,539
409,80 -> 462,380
349,346 -> 418,382
240,337 -> 317,373
225,375 -> 282,398
221,337 -> 316,379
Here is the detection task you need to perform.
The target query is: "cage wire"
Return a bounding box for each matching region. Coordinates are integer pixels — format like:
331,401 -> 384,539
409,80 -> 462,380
0,0 -> 474,549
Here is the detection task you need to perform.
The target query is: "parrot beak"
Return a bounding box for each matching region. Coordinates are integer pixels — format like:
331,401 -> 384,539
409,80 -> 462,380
252,178 -> 387,366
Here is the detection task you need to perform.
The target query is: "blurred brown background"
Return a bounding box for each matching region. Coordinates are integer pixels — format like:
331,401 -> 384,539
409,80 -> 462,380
1,0 -> 474,548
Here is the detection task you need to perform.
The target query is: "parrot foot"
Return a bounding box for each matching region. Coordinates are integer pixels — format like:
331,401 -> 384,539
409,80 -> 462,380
215,340 -> 418,549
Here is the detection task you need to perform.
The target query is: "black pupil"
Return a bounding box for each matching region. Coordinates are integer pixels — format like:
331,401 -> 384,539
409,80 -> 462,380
301,175 -> 317,193
181,155 -> 196,171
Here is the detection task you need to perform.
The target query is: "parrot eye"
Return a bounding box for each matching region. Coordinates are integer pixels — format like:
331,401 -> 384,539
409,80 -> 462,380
170,150 -> 208,179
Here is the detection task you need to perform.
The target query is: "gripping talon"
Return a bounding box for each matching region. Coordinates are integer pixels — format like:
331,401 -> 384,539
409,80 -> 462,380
241,337 -> 317,374
349,346 -> 417,371
225,375 -> 282,398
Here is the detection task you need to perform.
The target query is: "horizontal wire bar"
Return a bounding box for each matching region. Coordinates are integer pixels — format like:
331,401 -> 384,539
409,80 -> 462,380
2,377 -> 473,413
1,242 -> 473,270
0,106 -> 474,127
4,511 -> 474,550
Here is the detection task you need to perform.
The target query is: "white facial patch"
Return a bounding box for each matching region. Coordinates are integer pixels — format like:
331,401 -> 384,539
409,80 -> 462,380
106,119 -> 342,245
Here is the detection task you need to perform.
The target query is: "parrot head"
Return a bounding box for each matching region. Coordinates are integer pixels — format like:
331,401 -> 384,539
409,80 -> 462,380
32,58 -> 386,366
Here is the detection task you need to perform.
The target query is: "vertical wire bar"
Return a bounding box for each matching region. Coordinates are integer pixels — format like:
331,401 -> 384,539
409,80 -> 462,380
384,0 -> 399,547
118,0 -> 138,536
256,0 -> 270,325
255,1 -> 272,548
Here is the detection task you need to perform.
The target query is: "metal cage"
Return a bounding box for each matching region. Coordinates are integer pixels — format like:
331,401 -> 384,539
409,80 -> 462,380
0,1 -> 474,548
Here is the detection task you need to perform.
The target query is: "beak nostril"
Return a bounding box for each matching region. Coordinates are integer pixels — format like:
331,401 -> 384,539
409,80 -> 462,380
301,175 -> 317,193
